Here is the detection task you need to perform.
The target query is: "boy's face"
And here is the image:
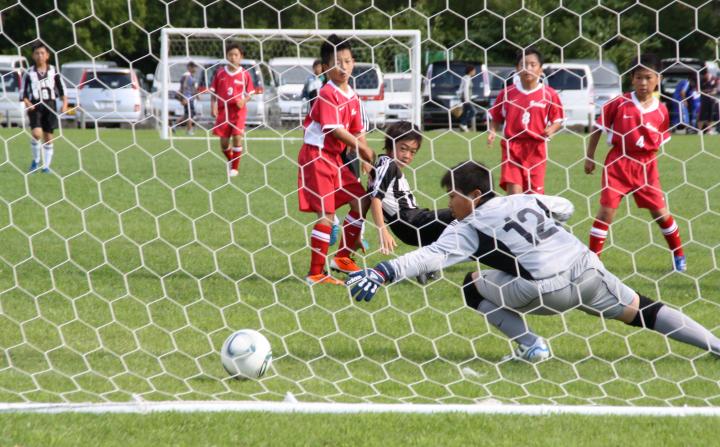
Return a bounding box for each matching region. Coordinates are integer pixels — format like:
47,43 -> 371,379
32,47 -> 49,65
324,48 -> 354,85
313,64 -> 322,75
517,54 -> 542,85
188,65 -> 196,73
226,49 -> 243,68
391,138 -> 420,168
631,68 -> 659,98
447,188 -> 480,220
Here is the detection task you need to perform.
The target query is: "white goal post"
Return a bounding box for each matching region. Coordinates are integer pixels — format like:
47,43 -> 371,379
158,28 -> 423,139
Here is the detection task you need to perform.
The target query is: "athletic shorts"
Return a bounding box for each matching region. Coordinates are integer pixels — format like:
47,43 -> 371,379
500,138 -> 547,194
600,150 -> 665,210
28,102 -> 58,133
182,99 -> 196,119
388,208 -> 455,247
213,107 -> 247,138
297,144 -> 366,214
470,251 -> 636,319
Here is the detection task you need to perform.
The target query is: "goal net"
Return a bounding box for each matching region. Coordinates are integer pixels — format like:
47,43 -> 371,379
0,1 -> 719,412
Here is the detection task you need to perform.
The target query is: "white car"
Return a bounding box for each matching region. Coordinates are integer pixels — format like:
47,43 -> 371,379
149,56 -> 217,125
77,67 -> 145,126
351,63 -> 385,129
383,73 -> 413,123
543,63 -> 595,129
0,69 -> 24,127
0,55 -> 28,71
269,57 -> 316,124
60,61 -> 118,120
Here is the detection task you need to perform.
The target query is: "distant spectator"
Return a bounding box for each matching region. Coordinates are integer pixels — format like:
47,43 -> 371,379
302,59 -> 324,109
457,64 -> 476,132
178,61 -> 197,135
698,68 -> 718,134
671,76 -> 694,129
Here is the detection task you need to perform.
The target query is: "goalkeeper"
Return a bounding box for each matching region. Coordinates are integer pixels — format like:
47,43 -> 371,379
347,161 -> 720,362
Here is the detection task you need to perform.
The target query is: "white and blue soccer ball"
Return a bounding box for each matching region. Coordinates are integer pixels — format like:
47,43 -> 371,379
221,329 -> 272,379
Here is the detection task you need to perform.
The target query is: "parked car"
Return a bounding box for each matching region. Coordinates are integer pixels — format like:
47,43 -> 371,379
77,67 -> 145,126
269,57 -> 315,124
149,55 -> 217,125
350,63 -> 385,130
0,69 -> 24,127
383,72 -> 413,123
568,59 -> 621,115
0,55 -> 28,71
543,63 -> 595,129
660,58 -> 704,126
422,60 -> 490,129
60,60 -> 118,120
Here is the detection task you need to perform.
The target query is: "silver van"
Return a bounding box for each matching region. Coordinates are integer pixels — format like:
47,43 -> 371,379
77,67 -> 146,126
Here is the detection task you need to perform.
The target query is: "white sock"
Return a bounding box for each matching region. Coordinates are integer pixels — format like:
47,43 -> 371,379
31,139 -> 41,162
43,143 -> 54,169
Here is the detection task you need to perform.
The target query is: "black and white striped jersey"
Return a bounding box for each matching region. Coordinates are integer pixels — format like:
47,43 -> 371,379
368,155 -> 418,220
387,194 -> 582,281
22,65 -> 65,105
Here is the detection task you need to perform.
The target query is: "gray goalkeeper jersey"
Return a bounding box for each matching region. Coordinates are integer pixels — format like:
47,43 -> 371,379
388,194 -> 584,281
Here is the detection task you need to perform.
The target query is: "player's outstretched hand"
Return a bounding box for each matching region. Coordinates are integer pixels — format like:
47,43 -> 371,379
346,262 -> 395,302
379,228 -> 397,254
584,158 -> 596,175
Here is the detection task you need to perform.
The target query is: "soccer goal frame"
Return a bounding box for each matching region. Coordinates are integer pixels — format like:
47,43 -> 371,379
158,28 -> 423,139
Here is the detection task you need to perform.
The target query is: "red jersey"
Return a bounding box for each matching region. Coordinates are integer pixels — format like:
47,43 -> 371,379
210,66 -> 254,114
302,81 -> 366,156
489,82 -> 564,141
595,92 -> 670,157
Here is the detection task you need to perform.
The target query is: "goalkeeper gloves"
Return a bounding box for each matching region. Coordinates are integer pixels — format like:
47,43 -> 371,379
346,262 -> 396,302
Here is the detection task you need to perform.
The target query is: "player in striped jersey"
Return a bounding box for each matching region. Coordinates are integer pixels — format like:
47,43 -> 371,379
348,161 -> 720,362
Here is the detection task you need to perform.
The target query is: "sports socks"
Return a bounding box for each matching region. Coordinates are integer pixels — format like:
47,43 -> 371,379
337,210 -> 363,258
31,139 -> 41,163
658,216 -> 684,257
477,299 -> 538,347
230,146 -> 242,171
43,143 -> 54,169
588,219 -> 609,255
309,223 -> 331,276
654,306 -> 720,354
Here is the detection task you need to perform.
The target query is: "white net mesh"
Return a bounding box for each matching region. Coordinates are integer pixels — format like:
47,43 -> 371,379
0,1 -> 719,407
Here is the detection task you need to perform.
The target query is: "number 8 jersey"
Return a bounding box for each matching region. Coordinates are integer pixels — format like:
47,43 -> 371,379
387,194 -> 586,281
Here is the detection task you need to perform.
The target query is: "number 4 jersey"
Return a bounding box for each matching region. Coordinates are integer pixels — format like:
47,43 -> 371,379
386,194 -> 584,281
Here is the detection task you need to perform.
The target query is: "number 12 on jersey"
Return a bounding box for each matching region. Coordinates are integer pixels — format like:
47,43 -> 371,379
502,208 -> 559,245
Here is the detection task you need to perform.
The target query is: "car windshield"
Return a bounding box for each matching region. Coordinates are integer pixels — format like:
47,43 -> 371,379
84,72 -> 133,89
384,78 -> 411,92
272,65 -> 312,85
0,70 -> 19,92
544,68 -> 588,90
591,66 -> 620,88
429,63 -> 485,92
351,66 -> 380,90
61,67 -> 85,87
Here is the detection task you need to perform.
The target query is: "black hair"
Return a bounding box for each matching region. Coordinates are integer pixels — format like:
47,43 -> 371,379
225,42 -> 244,55
441,161 -> 495,200
31,41 -> 50,53
515,47 -> 543,66
629,53 -> 660,76
465,64 -> 476,75
313,59 -> 322,67
187,61 -> 197,68
384,121 -> 423,153
320,34 -> 352,66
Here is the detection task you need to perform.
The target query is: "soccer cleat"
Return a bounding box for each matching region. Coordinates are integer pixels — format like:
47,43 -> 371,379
41,167 -> 50,174
229,169 -> 239,177
305,272 -> 344,286
187,129 -> 195,136
459,124 -> 469,132
674,255 -> 687,272
416,271 -> 438,285
502,337 -> 550,363
29,160 -> 39,172
329,223 -> 340,246
330,256 -> 362,274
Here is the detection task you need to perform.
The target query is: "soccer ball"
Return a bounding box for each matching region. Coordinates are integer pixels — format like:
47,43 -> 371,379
221,329 -> 272,379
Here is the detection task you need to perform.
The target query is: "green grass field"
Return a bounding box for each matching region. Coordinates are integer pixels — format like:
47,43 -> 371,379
1,127 -> 719,443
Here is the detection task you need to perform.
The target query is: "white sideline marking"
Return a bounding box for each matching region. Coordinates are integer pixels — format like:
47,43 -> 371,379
2,401 -> 720,417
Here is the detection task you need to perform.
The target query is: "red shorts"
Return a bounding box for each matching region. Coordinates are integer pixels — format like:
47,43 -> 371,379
600,150 -> 665,210
297,144 -> 366,214
500,139 -> 547,193
213,108 -> 247,138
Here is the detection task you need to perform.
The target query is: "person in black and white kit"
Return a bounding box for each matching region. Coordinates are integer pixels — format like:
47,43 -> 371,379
22,41 -> 67,173
368,121 -> 455,283
349,161 -> 720,362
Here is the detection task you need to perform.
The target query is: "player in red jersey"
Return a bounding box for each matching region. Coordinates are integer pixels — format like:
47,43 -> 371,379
585,54 -> 686,272
487,48 -> 565,194
298,34 -> 375,285
210,43 -> 255,178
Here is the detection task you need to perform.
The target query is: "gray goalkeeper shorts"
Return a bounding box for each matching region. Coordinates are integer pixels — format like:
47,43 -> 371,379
471,251 -> 636,319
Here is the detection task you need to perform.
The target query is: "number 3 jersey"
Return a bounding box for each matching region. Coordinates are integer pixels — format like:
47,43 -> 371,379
387,194 -> 584,281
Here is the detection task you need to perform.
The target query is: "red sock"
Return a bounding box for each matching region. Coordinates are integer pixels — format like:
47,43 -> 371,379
588,219 -> 610,255
337,210 -> 363,258
231,147 -> 242,171
223,148 -> 233,161
309,224 -> 331,276
658,216 -> 684,257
